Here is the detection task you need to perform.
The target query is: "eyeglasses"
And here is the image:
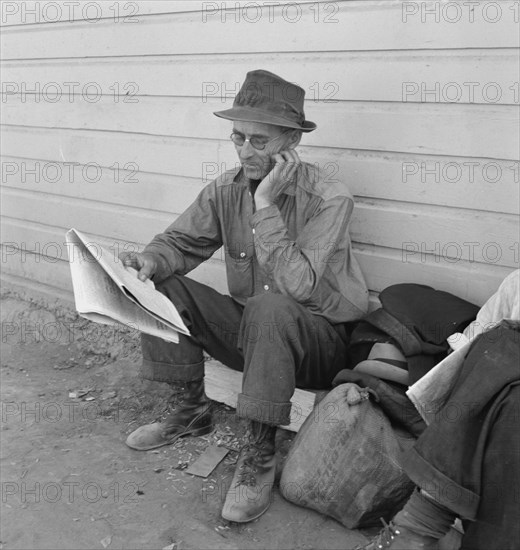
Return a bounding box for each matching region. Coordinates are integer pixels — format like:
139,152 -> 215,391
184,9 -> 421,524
229,130 -> 290,151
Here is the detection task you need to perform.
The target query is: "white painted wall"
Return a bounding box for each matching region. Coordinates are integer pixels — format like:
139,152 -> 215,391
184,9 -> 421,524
1,0 -> 519,306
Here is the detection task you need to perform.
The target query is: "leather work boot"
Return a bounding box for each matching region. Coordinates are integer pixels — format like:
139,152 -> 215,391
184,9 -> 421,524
221,420 -> 277,523
125,379 -> 213,451
356,519 -> 439,550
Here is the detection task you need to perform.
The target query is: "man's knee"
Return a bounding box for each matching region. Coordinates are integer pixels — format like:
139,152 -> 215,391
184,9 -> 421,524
240,294 -> 302,347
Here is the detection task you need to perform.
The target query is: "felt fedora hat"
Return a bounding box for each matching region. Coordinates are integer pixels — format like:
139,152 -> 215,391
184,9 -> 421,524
353,342 -> 409,385
214,69 -> 316,132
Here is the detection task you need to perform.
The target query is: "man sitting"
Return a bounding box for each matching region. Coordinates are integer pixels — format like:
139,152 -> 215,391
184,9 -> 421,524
120,69 -> 368,522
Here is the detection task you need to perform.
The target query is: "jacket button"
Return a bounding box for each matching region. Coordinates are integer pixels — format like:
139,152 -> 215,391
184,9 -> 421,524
240,252 -> 246,258
264,284 -> 269,291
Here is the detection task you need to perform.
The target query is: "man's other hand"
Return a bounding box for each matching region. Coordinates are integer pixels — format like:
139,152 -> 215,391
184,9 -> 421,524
118,251 -> 158,282
255,149 -> 301,210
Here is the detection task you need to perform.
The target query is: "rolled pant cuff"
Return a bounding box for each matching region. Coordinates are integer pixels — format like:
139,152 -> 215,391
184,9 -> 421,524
141,359 -> 205,383
237,393 -> 292,426
402,447 -> 479,520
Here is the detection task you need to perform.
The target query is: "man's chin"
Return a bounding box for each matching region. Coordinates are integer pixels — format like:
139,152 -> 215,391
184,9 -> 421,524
242,164 -> 267,180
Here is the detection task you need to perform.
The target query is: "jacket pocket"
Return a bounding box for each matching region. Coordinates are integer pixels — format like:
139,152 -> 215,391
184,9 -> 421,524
225,250 -> 254,301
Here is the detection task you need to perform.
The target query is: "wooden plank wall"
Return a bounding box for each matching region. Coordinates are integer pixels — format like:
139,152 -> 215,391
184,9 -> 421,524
1,0 -> 519,307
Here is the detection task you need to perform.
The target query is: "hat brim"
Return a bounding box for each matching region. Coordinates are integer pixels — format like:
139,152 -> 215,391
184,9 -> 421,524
214,106 -> 316,132
354,360 -> 409,385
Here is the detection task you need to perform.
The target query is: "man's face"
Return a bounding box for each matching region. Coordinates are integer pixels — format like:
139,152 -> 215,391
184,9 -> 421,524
231,121 -> 290,180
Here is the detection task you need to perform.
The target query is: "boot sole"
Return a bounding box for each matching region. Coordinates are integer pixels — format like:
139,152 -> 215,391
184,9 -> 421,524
222,501 -> 271,524
126,424 -> 214,451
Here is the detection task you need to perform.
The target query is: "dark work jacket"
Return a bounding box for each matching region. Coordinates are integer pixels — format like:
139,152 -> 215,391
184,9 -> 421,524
348,283 -> 480,384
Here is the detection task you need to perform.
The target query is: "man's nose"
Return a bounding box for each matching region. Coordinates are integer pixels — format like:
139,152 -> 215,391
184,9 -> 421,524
239,140 -> 255,158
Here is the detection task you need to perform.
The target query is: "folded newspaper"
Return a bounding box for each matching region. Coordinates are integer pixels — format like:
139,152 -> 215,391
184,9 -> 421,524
406,339 -> 471,425
65,228 -> 189,343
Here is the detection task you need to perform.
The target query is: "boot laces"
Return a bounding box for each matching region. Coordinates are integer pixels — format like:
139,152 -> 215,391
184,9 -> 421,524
167,385 -> 186,406
235,440 -> 265,487
356,519 -> 400,549
157,385 -> 186,422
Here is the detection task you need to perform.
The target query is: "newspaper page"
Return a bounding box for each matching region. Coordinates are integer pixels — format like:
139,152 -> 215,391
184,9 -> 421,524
66,229 -> 189,344
406,340 -> 471,425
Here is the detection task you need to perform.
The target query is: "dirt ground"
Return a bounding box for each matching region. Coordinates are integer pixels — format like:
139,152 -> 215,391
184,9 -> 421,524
1,295 -> 375,550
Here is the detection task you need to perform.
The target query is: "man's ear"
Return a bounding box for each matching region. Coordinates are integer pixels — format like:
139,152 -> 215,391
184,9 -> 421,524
286,130 -> 302,150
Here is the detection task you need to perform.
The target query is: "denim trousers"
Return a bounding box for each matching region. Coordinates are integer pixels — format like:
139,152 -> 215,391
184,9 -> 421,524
401,322 -> 520,549
140,275 -> 350,426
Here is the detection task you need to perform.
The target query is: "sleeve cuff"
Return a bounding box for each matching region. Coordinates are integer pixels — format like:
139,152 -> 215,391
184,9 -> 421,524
251,205 -> 285,236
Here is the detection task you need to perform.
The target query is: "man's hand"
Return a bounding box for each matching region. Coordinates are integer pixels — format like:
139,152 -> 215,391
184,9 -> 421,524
254,149 -> 301,210
118,251 -> 158,282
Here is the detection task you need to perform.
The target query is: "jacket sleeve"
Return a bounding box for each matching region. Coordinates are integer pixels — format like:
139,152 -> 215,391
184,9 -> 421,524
143,181 -> 223,283
251,195 -> 354,305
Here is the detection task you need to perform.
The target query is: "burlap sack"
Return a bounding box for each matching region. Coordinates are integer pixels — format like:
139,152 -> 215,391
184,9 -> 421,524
280,383 -> 416,528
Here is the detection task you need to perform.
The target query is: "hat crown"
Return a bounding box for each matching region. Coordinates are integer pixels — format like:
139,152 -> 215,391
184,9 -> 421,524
213,69 -> 316,132
234,70 -> 305,124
